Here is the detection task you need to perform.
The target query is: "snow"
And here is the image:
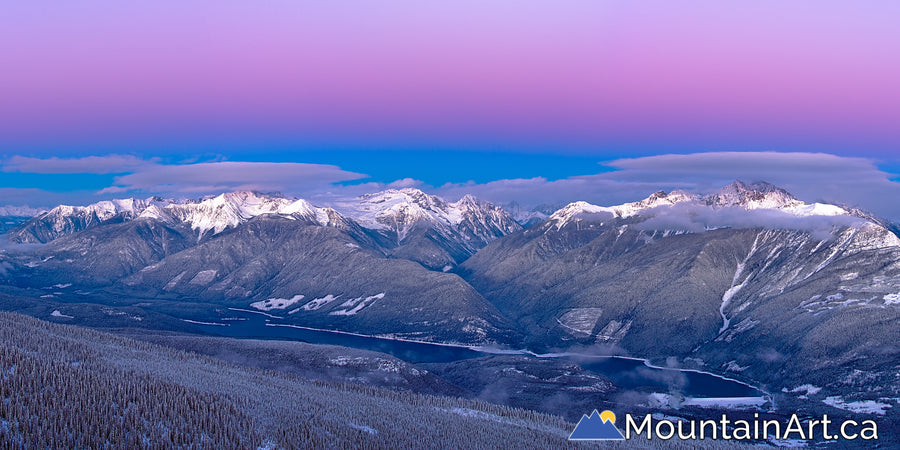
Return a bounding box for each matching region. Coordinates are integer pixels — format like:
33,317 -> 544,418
883,293 -> 900,305
557,308 -> 604,336
840,272 -> 859,281
189,270 -> 217,285
227,307 -> 283,319
681,397 -> 767,409
719,235 -> 758,334
768,439 -> 809,448
823,396 -> 891,415
440,407 -> 521,427
783,202 -> 847,217
333,189 -> 455,235
181,319 -> 229,327
164,272 -> 186,290
545,181 -> 865,236
52,283 -> 72,289
250,294 -> 305,311
50,310 -> 73,319
301,294 -> 340,311
257,440 -> 278,450
348,423 -> 378,435
783,384 -> 821,399
331,188 -> 517,245
330,293 -> 385,316
546,201 -> 616,230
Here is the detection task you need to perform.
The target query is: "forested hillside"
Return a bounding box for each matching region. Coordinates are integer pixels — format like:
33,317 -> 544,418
0,312 -> 759,448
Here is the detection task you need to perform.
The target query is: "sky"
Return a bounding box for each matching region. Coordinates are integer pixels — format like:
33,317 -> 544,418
1,2 -> 899,218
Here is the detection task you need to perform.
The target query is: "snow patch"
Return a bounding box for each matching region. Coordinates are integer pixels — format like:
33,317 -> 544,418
557,308 -> 603,336
823,396 -> 891,415
330,293 -> 385,316
189,269 -> 217,285
682,397 -> 767,409
349,423 -> 378,435
181,319 -> 229,327
719,235 -> 758,334
164,271 -> 186,290
301,294 -> 339,311
840,272 -> 859,281
883,293 -> 900,305
250,294 -> 305,311
50,310 -> 73,319
783,384 -> 821,399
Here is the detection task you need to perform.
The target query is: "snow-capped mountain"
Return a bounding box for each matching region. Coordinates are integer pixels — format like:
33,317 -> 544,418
7,198 -> 166,243
163,191 -> 327,237
0,205 -> 45,217
500,201 -> 551,228
9,191 -> 347,243
330,188 -> 521,270
10,189 -> 519,244
546,181 -> 855,232
333,189 -> 520,247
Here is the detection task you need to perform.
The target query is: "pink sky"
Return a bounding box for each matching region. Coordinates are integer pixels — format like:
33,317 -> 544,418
1,1 -> 898,155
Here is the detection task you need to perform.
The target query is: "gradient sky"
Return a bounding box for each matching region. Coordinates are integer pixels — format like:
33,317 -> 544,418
1,2 -> 899,217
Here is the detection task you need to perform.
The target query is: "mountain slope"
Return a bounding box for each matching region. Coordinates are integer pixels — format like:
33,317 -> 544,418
111,215 -> 520,345
462,182 -> 900,404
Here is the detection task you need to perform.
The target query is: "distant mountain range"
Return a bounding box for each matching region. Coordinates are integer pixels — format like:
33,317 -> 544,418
3,182 -> 900,419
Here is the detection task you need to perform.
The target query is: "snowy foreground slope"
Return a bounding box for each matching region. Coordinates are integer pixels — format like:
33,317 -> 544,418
0,312 -> 593,449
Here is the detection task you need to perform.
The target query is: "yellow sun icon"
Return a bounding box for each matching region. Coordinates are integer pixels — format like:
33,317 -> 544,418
600,410 -> 616,424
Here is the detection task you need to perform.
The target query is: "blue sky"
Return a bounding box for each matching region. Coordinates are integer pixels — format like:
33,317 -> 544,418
1,2 -> 899,219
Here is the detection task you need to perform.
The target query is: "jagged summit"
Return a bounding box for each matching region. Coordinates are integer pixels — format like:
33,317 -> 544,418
7,189 -> 522,263
546,181 -> 853,230
704,181 -> 800,209
334,188 -> 520,249
546,189 -> 695,229
7,191 -> 327,243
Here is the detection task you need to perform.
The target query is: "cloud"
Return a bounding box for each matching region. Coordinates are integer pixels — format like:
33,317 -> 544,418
435,152 -> 900,221
2,155 -> 153,174
0,155 -> 368,199
100,161 -> 368,195
0,188 -> 89,210
633,203 -> 867,241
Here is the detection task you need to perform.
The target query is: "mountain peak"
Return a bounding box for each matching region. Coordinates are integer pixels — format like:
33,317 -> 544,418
705,180 -> 799,209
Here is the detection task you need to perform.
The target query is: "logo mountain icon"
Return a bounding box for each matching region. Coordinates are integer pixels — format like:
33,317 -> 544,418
568,410 -> 626,440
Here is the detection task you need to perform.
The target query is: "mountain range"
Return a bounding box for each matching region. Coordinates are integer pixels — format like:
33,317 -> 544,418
2,181 -> 900,427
